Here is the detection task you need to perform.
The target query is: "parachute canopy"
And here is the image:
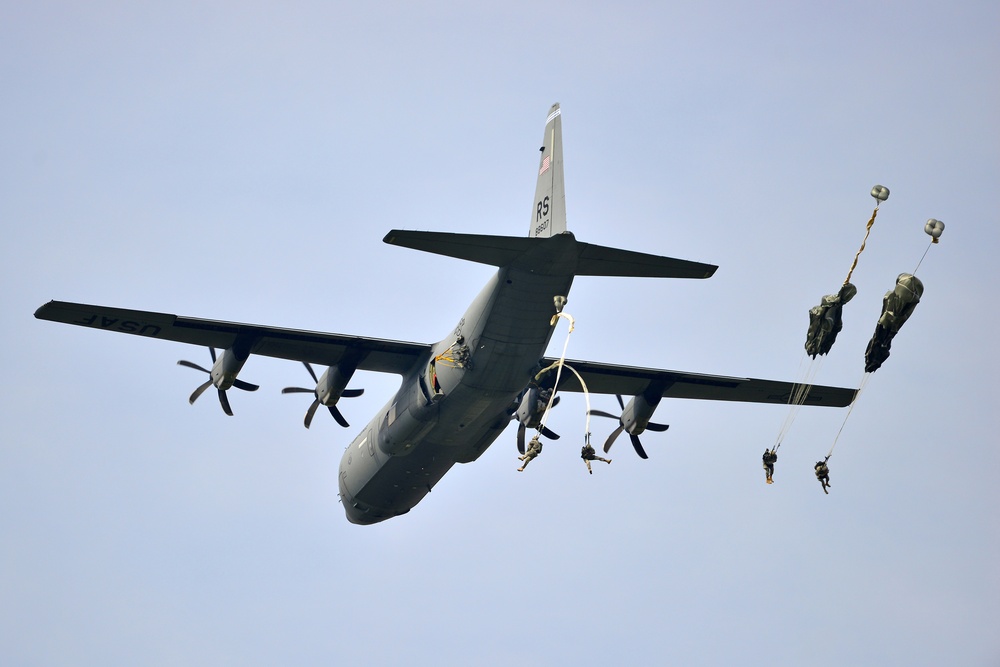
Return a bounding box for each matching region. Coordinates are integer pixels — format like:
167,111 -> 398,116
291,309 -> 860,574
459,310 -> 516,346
805,282 -> 857,358
870,184 -> 890,202
864,273 -> 924,373
925,218 -> 945,243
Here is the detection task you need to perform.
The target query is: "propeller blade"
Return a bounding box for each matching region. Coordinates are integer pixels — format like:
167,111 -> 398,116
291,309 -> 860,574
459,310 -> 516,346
603,425 -> 624,453
217,388 -> 234,416
329,405 -> 350,428
629,433 -> 649,459
539,426 -> 560,440
303,361 -> 319,384
517,423 -> 526,455
286,364 -> 363,427
189,379 -> 213,404
303,398 -> 321,428
551,395 -> 560,408
178,360 -> 210,374
594,395 -> 665,456
181,347 -> 252,415
232,379 -> 259,392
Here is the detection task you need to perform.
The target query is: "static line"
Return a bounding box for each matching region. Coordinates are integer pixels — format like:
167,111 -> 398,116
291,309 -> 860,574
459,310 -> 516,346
826,373 -> 871,459
536,310 -> 595,448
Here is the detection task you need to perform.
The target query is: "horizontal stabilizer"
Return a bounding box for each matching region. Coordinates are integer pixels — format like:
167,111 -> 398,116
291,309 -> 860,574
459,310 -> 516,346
575,241 -> 716,279
383,230 -> 533,267
383,230 -> 717,279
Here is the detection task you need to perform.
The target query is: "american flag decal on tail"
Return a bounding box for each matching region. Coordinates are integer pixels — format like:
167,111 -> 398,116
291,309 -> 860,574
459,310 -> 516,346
538,155 -> 551,176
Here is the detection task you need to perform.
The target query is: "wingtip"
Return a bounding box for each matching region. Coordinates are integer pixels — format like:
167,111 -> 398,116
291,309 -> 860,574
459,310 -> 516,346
34,301 -> 56,320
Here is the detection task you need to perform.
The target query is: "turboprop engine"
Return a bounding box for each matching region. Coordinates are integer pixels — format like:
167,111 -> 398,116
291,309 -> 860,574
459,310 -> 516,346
512,386 -> 560,454
177,346 -> 259,416
590,391 -> 669,459
282,361 -> 365,428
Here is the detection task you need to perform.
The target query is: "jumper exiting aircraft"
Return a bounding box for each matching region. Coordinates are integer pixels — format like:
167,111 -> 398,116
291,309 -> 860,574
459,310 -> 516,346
35,104 -> 856,525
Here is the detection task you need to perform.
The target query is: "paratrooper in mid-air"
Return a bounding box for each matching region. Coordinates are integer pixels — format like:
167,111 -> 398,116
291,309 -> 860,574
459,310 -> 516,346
815,458 -> 831,494
518,435 -> 543,472
763,448 -> 778,484
580,443 -> 611,474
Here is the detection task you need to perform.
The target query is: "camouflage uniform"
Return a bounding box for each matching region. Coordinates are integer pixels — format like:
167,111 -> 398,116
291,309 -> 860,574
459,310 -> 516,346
517,436 -> 543,472
763,449 -> 778,484
580,444 -> 611,474
815,460 -> 831,494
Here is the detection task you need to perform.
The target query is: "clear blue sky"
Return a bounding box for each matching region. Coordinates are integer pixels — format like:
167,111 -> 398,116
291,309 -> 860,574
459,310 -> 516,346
3,2 -> 998,665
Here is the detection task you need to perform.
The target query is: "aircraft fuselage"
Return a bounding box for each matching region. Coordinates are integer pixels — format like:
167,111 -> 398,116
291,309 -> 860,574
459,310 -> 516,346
337,233 -> 578,524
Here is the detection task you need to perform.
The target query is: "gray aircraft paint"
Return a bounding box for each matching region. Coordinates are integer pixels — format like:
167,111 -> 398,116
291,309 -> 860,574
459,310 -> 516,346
338,237 -> 578,523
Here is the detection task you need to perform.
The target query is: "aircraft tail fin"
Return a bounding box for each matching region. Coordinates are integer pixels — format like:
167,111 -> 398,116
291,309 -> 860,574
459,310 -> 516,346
530,103 -> 566,238
382,104 -> 717,280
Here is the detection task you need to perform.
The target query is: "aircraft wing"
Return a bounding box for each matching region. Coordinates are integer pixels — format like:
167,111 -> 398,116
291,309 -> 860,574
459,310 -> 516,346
544,357 -> 856,407
34,300 -> 430,375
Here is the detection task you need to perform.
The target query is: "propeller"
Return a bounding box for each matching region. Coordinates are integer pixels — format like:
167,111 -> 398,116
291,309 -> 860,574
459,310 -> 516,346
513,388 -> 560,454
177,347 -> 258,416
516,417 -> 561,454
282,362 -> 364,428
590,394 -> 668,459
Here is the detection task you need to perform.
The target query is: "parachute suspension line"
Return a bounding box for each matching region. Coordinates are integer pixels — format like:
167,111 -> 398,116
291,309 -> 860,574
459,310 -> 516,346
774,352 -> 826,450
533,308 -> 596,449
825,373 -> 871,459
912,217 -> 945,274
844,205 -> 879,285
536,309 -> 592,437
561,362 -> 593,443
912,241 -> 933,275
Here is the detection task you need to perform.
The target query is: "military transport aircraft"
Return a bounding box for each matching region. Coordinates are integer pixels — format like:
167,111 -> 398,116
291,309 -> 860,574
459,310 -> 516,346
35,104 -> 856,525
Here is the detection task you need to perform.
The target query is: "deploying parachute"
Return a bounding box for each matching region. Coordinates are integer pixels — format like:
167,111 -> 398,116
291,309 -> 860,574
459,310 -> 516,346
770,182 -> 950,493
819,217 -> 946,483
805,282 -> 857,358
770,186 -> 889,465
863,219 -> 944,373
864,273 -> 924,373
802,184 -> 888,360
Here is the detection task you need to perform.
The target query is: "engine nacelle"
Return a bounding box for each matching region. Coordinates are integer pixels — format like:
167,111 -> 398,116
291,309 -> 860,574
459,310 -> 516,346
515,386 -> 553,428
316,361 -> 357,406
210,347 -> 250,390
620,391 -> 662,435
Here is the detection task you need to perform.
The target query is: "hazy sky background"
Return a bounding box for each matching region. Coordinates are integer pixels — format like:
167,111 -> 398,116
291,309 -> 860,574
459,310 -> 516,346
3,2 -> 998,665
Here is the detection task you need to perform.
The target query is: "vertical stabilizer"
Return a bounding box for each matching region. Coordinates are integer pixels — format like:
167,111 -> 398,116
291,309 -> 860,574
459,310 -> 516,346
529,103 -> 566,238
